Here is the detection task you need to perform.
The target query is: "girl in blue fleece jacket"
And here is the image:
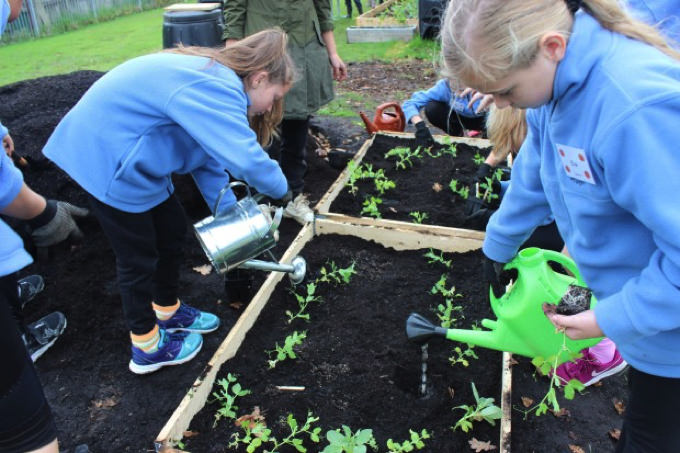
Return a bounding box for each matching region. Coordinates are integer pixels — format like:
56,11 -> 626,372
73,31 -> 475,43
441,0 -> 680,450
44,28 -> 295,374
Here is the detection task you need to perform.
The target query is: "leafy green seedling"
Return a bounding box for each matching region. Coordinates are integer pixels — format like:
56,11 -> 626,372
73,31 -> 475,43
361,196 -> 382,218
409,211 -> 429,224
434,297 -> 463,329
430,274 -> 462,300
441,143 -> 457,158
448,343 -> 479,367
211,373 -> 251,427
423,249 -> 452,268
230,411 -> 322,453
449,179 -> 469,200
318,261 -> 357,285
476,168 -> 504,204
373,169 -> 396,195
286,282 -> 322,323
472,152 -> 485,165
321,425 -> 378,453
346,160 -> 362,195
452,382 -> 503,432
267,330 -> 307,369
384,146 -> 422,170
386,429 -> 430,452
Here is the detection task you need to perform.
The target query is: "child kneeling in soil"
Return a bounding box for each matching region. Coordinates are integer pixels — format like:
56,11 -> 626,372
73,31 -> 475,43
441,0 -> 680,450
43,29 -> 295,374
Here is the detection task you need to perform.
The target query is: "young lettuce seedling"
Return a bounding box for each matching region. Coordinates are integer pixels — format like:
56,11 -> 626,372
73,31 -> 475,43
409,211 -> 429,224
361,196 -> 382,218
386,429 -> 431,452
321,425 -> 378,453
449,179 -> 470,200
452,382 -> 502,432
423,249 -> 452,268
266,330 -> 307,369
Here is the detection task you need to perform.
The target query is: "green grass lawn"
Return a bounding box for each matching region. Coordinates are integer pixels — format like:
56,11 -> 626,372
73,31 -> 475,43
0,1 -> 440,86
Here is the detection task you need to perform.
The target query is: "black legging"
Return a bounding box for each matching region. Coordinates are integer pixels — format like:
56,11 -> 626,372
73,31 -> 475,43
0,274 -> 57,452
88,194 -> 187,335
423,100 -> 486,137
345,0 -> 363,16
267,118 -> 310,196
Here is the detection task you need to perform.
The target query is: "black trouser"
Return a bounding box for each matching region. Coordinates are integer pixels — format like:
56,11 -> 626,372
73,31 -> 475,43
0,275 -> 57,452
267,118 -> 310,196
615,367 -> 680,452
521,221 -> 564,252
345,0 -> 363,16
423,100 -> 486,137
88,194 -> 187,335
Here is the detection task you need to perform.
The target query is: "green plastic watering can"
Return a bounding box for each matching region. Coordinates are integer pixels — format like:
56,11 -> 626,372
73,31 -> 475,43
406,247 -> 603,364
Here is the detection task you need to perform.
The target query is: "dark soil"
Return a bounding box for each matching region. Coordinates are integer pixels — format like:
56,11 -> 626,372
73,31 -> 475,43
185,236 -> 502,453
0,61 -> 627,453
330,134 -> 492,229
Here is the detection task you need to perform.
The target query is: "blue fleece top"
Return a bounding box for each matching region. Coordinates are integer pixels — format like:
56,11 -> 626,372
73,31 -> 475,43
624,0 -> 680,47
483,12 -> 680,377
401,79 -> 485,124
44,53 -> 288,214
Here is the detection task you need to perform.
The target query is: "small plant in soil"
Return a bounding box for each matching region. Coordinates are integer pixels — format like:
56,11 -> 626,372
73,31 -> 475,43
449,179 -> 470,200
423,249 -> 452,268
430,274 -> 462,300
361,196 -> 383,218
211,373 -> 251,427
386,429 -> 431,452
377,0 -> 417,23
475,168 -> 504,205
449,343 -> 479,367
384,145 -> 422,170
230,410 -> 322,453
317,260 -> 357,285
266,330 -> 307,369
472,152 -> 485,165
346,160 -> 362,195
321,426 -> 378,453
434,297 -> 463,329
452,382 -> 503,433
441,143 -> 458,158
372,169 -> 396,195
286,282 -> 322,323
409,211 -> 429,224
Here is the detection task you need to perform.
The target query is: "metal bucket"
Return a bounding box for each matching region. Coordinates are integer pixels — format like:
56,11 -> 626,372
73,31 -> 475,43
194,181 -> 282,274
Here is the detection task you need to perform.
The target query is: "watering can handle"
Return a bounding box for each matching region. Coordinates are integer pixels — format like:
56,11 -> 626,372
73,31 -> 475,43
536,249 -> 586,285
213,181 -> 251,216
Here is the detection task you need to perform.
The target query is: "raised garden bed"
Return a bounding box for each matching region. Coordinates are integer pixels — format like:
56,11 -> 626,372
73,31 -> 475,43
318,132 -> 493,233
347,0 -> 418,43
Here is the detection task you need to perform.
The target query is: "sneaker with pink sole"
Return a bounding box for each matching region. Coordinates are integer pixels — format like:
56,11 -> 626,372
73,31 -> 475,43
555,349 -> 628,387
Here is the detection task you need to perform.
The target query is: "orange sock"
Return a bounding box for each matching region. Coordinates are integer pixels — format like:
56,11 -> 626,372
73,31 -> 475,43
153,300 -> 180,321
130,325 -> 160,353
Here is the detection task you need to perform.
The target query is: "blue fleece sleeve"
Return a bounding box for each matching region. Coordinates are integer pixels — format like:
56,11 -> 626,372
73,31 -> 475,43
402,79 -> 452,123
165,79 -> 288,211
593,98 -> 680,346
0,151 -> 23,209
0,119 -> 8,138
483,110 -> 554,263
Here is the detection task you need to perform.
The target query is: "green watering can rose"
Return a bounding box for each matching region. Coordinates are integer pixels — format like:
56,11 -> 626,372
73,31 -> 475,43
406,247 -> 603,365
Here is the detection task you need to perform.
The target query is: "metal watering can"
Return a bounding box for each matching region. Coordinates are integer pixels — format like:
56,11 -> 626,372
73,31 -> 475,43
406,248 -> 603,364
193,181 -> 306,284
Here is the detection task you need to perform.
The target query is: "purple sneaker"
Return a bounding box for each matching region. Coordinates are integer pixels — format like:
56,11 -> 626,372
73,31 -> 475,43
555,349 -> 628,387
156,302 -> 220,334
129,330 -> 202,374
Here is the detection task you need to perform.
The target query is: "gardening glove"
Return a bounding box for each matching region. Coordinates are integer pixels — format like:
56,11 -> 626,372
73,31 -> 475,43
463,201 -> 495,230
414,121 -> 434,148
464,163 -> 502,218
482,255 -> 512,299
29,200 -> 89,247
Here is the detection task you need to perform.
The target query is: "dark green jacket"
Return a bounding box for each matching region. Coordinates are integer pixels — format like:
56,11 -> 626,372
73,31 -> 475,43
223,0 -> 335,119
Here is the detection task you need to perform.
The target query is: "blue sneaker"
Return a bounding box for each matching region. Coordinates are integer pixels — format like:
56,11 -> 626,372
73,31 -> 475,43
129,329 -> 203,375
157,302 -> 220,334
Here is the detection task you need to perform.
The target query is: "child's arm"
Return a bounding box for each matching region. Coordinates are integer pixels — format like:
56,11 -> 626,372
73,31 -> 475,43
402,79 -> 452,125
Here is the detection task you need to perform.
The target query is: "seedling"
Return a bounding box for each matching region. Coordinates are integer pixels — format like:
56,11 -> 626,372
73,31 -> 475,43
361,196 -> 382,218
321,425 -> 378,453
384,146 -> 422,170
318,260 -> 357,285
373,169 -> 396,195
434,297 -> 463,329
211,373 -> 251,427
386,429 -> 430,452
286,282 -> 322,323
518,333 -> 585,417
448,336 -> 479,367
476,168 -> 504,205
472,152 -> 485,165
409,211 -> 429,224
266,330 -> 307,369
441,143 -> 457,158
449,179 -> 469,200
423,249 -> 452,268
452,382 -> 502,432
346,161 -> 362,195
423,147 -> 442,158
230,411 -> 322,453
430,274 -> 462,300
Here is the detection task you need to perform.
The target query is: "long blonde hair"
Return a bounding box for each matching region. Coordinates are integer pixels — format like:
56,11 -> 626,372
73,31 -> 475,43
486,106 -> 526,164
440,0 -> 680,88
168,28 -> 297,146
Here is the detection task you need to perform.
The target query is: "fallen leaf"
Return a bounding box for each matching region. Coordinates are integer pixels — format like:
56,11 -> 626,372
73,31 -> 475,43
182,430 -> 199,438
447,387 -> 455,399
468,438 -> 497,452
509,356 -> 519,366
388,207 -> 397,213
613,398 -> 626,415
432,182 -> 443,192
235,407 -> 266,431
521,396 -> 533,408
192,264 -> 212,276
568,445 -> 585,453
609,429 -> 621,441
229,302 -> 244,310
91,396 -> 118,409
551,408 -> 570,418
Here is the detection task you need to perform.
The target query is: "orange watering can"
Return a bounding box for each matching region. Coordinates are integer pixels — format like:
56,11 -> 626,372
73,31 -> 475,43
406,248 -> 603,365
359,102 -> 406,134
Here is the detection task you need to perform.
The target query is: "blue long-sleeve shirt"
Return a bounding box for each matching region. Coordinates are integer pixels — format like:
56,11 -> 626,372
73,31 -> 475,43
483,12 -> 680,377
0,151 -> 33,276
401,79 -> 485,124
624,0 -> 680,47
44,53 -> 288,214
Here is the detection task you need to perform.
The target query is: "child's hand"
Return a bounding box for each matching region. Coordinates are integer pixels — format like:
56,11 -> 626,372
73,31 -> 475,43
543,308 -> 604,340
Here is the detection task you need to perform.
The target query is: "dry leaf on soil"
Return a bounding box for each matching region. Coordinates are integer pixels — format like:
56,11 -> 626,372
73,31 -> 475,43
613,398 -> 626,415
229,301 -> 244,310
432,182 -> 443,192
91,396 -> 118,409
609,429 -> 621,440
468,438 -> 497,452
192,264 -> 212,276
568,445 -> 585,453
551,407 -> 570,418
521,396 -> 533,408
182,430 -> 199,438
235,407 -> 266,431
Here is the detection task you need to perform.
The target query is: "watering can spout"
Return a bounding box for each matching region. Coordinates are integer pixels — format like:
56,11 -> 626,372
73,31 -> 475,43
359,111 -> 378,134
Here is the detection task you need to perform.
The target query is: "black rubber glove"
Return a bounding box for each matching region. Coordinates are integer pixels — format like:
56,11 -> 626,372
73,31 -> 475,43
29,200 -> 89,247
414,121 -> 434,148
482,255 -> 511,299
271,188 -> 293,207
